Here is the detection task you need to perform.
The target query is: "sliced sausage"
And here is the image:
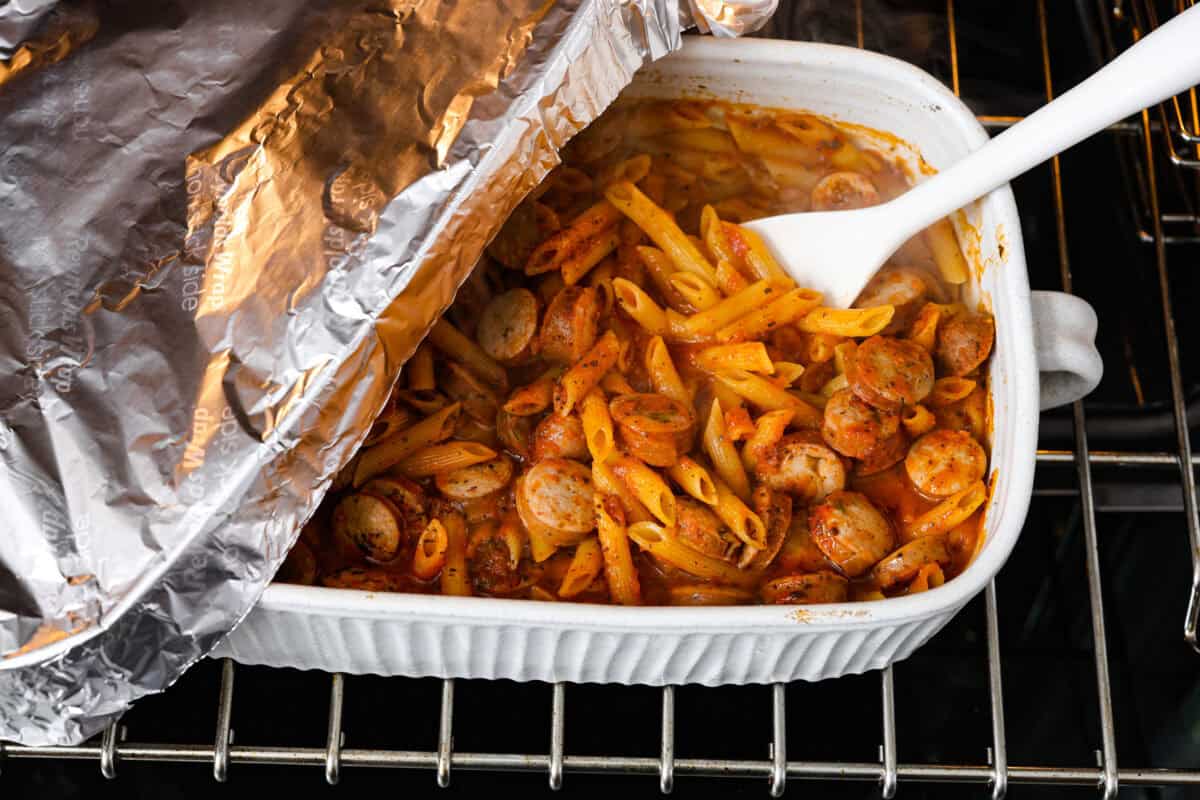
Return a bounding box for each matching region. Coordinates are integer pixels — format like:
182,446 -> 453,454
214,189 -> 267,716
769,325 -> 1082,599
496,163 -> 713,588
610,393 -> 695,467
935,312 -> 995,377
741,486 -> 792,570
904,429 -> 987,498
854,266 -> 929,334
808,490 -> 895,578
855,431 -> 908,477
532,412 -> 590,462
516,458 -> 595,534
810,171 -> 880,211
756,431 -> 846,503
332,492 -> 405,563
496,408 -> 535,460
436,456 -> 515,500
360,476 -> 428,542
538,285 -> 602,363
760,572 -> 849,604
776,515 -> 834,573
872,535 -> 951,589
676,497 -> 741,563
469,535 -> 523,595
477,288 -> 540,364
848,335 -> 934,411
822,388 -> 901,459
321,566 -> 409,593
488,199 -> 561,270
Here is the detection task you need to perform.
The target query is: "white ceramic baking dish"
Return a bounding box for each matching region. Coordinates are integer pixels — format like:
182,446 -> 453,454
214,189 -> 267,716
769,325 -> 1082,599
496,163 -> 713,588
213,38 -> 1104,684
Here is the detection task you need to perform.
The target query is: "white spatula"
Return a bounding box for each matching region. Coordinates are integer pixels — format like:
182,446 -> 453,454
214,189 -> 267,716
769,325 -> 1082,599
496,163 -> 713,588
742,3 -> 1200,308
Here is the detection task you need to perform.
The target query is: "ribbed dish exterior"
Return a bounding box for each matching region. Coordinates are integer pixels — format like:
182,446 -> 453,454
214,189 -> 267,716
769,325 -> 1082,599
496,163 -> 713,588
212,609 -> 955,684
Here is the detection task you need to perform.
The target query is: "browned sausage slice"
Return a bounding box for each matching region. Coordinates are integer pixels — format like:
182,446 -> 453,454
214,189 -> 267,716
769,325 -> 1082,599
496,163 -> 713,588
756,431 -> 846,503
760,572 -> 849,604
436,457 -> 516,500
675,497 -> 741,563
810,171 -> 880,211
477,288 -> 540,363
821,388 -> 901,459
532,412 -> 590,462
935,312 -> 995,377
904,429 -> 987,498
321,566 -> 409,593
332,493 -> 404,563
808,490 -> 896,578
538,286 -> 602,363
517,458 -> 595,534
849,335 -> 934,411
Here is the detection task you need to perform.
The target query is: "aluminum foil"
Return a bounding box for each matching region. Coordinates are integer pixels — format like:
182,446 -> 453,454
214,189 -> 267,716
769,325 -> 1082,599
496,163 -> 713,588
0,0 -> 772,746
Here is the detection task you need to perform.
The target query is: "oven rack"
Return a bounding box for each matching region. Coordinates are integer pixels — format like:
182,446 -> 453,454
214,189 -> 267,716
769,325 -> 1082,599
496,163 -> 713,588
5,1 -> 1200,797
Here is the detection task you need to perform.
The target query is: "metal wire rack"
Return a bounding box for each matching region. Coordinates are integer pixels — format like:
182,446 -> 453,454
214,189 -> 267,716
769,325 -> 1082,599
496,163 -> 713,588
3,1 -> 1199,796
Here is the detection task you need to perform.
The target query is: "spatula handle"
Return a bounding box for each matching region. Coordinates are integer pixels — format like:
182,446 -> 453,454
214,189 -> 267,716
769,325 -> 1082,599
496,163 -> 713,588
893,3 -> 1200,235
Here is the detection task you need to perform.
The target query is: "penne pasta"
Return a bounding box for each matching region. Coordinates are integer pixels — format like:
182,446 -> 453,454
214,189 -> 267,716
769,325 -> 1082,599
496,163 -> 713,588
440,512 -> 471,596
715,287 -> 823,343
683,279 -> 777,335
667,456 -> 719,505
611,454 -> 677,526
595,493 -> 641,605
554,330 -> 620,416
715,258 -> 750,295
637,245 -> 695,312
799,305 -> 895,338
503,368 -> 561,416
412,519 -> 449,580
600,370 -> 639,396
695,342 -> 775,375
525,200 -> 622,275
928,377 -> 977,406
394,441 -> 498,479
730,224 -> 794,286
906,481 -> 988,540
428,319 -> 508,390
580,388 -> 615,464
741,408 -> 794,472
408,343 -> 435,391
669,272 -> 721,310
644,335 -> 691,408
924,217 -> 969,285
558,537 -> 604,598
592,459 -> 652,524
561,228 -> 620,285
703,398 -> 752,502
626,521 -> 758,588
906,302 -> 941,352
833,340 -> 858,376
901,404 -> 938,438
709,475 -> 768,550
770,362 -> 806,388
612,278 -> 669,335
606,181 -> 719,286
354,403 -> 462,486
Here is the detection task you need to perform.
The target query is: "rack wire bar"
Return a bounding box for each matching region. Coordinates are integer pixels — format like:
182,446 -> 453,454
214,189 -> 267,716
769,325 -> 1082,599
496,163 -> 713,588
769,684 -> 786,797
437,679 -> 454,788
659,686 -> 675,794
984,581 -> 1008,800
324,673 -> 344,785
549,683 -> 565,790
8,742 -> 1200,787
212,658 -> 235,784
1038,3 -> 1119,795
878,668 -> 897,799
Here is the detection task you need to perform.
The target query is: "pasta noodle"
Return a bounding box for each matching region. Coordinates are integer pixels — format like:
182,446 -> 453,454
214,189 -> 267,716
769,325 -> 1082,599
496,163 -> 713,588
644,335 -> 691,408
580,388 -> 615,464
799,306 -> 896,338
606,181 -> 719,286
394,441 -> 498,479
440,512 -> 470,596
554,330 -> 620,416
667,457 -> 719,505
354,403 -> 462,486
703,398 -> 753,502
559,537 -> 604,598
595,493 -> 641,605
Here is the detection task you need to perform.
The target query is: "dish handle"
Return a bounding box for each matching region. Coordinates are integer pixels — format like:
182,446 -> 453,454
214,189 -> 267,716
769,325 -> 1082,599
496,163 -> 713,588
1031,290 -> 1104,410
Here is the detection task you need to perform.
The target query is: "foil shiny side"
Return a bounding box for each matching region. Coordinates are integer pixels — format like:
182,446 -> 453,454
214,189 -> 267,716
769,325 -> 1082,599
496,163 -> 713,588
0,0 -> 700,746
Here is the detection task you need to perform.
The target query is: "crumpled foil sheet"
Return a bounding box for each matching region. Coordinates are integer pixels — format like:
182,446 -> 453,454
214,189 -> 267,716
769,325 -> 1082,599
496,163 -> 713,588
0,0 -> 772,746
